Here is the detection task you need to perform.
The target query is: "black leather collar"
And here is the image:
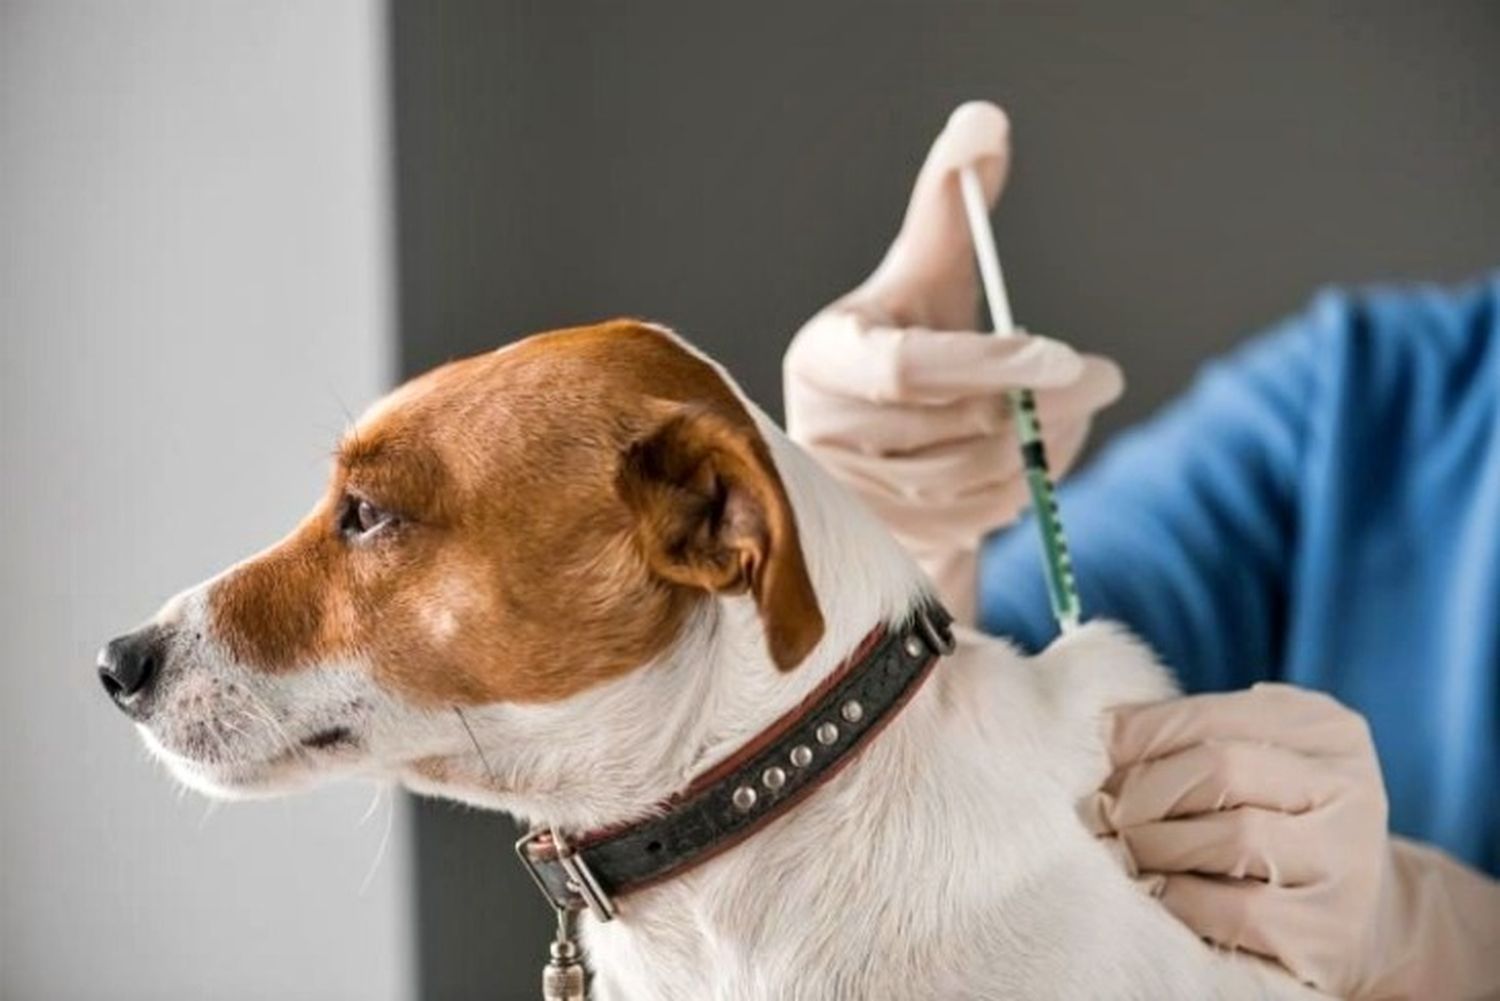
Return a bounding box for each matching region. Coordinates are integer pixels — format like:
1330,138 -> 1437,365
516,600 -> 955,919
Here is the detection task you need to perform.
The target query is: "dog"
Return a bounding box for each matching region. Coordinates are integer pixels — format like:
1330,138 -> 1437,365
99,320 -> 1323,1000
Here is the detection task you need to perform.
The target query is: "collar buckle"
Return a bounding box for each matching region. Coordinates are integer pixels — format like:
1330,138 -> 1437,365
515,828 -> 617,923
915,603 -> 956,655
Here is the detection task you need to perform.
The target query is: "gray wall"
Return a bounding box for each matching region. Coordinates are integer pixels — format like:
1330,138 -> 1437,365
389,3 -> 1500,997
394,2 -> 1500,435
0,3 -> 411,999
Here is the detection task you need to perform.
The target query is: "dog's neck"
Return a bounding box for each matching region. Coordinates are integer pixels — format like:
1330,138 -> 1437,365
414,406 -> 934,836
680,410 -> 937,780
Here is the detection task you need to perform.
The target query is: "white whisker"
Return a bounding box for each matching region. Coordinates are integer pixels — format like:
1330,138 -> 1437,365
359,784 -> 396,895
359,783 -> 385,826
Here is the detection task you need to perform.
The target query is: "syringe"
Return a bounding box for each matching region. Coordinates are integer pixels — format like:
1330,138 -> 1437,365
957,161 -> 1082,633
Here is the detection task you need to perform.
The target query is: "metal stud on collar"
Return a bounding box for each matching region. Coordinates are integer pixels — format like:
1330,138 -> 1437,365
732,785 -> 758,812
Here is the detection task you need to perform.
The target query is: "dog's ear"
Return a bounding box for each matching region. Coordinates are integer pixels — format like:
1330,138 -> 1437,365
617,405 -> 824,671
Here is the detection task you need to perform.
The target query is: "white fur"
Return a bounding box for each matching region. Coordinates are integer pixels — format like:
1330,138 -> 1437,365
133,332 -> 1327,1000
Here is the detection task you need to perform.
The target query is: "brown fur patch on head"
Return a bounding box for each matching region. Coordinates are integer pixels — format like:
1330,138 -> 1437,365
208,321 -> 824,707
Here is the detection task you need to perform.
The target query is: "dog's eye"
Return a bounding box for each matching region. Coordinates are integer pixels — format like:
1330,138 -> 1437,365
339,496 -> 394,540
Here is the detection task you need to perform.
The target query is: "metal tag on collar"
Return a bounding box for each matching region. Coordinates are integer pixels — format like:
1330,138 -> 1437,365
542,907 -> 587,1001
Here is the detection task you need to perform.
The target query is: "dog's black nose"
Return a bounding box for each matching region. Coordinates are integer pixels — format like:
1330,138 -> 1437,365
98,626 -> 166,713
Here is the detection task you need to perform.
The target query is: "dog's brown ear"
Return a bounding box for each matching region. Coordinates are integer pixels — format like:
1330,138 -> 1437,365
617,405 -> 824,671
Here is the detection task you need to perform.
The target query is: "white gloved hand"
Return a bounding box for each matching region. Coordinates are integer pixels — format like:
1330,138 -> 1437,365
784,102 -> 1122,623
1084,683 -> 1500,999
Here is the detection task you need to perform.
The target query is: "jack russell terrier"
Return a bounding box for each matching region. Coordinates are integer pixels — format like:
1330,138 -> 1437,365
99,321 -> 1324,1000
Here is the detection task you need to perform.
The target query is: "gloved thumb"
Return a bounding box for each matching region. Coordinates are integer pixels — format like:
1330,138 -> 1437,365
921,101 -> 1011,209
854,102 -> 1012,332
890,101 -> 1012,267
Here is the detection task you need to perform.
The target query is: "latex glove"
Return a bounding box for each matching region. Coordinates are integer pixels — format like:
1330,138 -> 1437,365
1083,683 -> 1500,999
784,102 -> 1122,623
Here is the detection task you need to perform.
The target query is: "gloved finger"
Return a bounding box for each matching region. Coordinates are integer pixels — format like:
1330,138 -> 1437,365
1109,685 -> 1375,766
788,385 -> 1010,454
813,434 -> 1022,507
790,366 -> 1113,459
1101,740 -> 1336,829
1120,807 -> 1326,886
1079,790 -> 1116,837
788,313 -> 1087,404
1093,831 -> 1142,878
1081,824 -> 1200,900
944,419 -> 1089,498
1031,355 -> 1126,428
829,459 -> 1028,546
823,415 -> 1092,501
1157,874 -> 1297,966
1035,416 -> 1092,479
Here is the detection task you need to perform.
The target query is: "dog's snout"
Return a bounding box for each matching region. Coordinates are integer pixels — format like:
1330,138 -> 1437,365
98,626 -> 166,714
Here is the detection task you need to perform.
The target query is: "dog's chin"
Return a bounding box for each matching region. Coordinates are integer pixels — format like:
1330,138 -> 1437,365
138,727 -> 343,801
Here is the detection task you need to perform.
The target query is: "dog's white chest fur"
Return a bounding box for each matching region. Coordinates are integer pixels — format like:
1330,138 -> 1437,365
584,624 -> 1323,1001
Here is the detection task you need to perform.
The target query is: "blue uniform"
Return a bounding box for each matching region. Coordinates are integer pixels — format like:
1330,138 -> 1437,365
979,276 -> 1500,875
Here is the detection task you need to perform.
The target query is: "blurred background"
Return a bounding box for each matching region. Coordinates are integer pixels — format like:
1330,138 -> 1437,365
3,2 -> 1497,998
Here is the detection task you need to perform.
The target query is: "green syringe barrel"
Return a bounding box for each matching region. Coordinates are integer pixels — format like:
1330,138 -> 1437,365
1008,387 -> 1081,631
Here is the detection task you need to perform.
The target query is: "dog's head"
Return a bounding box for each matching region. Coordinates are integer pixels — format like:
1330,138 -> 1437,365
98,321 -> 824,805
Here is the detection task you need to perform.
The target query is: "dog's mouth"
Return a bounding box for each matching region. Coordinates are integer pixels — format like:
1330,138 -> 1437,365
140,713 -> 369,800
300,726 -> 357,751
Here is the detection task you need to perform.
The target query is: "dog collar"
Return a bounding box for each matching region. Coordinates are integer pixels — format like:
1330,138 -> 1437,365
515,599 -> 956,922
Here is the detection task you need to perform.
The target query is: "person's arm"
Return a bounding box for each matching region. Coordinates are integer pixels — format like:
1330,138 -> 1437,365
980,311 -> 1321,693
